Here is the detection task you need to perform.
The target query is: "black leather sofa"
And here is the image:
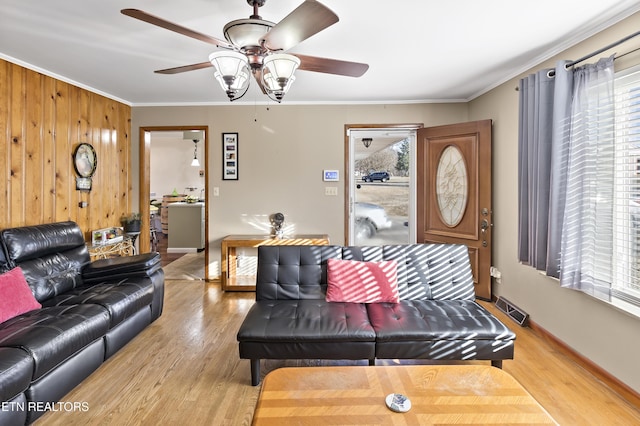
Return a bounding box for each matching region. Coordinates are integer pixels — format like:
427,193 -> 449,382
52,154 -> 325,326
237,244 -> 516,385
0,221 -> 164,425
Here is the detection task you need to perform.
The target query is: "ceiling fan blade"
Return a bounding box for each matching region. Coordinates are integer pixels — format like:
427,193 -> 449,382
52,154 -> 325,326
154,62 -> 212,74
260,0 -> 338,52
294,54 -> 369,77
121,9 -> 234,49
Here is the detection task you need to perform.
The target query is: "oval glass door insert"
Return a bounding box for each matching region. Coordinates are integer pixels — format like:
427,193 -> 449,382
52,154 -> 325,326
436,146 -> 468,226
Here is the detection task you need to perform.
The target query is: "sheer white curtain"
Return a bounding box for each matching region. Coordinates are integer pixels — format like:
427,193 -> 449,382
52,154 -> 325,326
546,61 -> 574,277
559,56 -> 616,300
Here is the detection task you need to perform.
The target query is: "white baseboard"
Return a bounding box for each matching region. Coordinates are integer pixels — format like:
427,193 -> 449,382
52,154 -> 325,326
166,248 -> 199,253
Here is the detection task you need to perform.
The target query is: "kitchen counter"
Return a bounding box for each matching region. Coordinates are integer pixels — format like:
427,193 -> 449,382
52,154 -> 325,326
167,202 -> 204,252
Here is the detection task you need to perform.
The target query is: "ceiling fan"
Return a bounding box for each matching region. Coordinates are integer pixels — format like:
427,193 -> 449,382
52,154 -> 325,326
121,0 -> 369,102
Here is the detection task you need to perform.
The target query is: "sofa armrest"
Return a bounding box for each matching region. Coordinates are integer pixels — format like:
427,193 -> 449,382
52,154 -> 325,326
81,252 -> 161,284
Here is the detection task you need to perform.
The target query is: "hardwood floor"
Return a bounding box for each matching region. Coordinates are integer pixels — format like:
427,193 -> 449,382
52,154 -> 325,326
155,232 -> 185,267
35,269 -> 640,425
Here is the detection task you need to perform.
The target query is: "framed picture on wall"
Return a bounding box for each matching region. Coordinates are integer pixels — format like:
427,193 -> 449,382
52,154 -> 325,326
222,132 -> 238,180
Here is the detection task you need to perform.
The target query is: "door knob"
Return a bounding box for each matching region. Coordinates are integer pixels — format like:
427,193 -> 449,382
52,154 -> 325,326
480,219 -> 489,247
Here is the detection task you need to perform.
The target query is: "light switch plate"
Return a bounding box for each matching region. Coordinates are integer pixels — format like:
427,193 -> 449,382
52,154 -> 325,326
325,187 -> 338,196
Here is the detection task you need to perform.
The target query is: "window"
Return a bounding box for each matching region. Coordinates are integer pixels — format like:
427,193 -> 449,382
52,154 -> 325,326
612,65 -> 640,308
518,58 -> 640,316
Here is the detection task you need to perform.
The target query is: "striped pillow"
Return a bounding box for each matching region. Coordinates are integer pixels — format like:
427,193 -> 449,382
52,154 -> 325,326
326,258 -> 399,303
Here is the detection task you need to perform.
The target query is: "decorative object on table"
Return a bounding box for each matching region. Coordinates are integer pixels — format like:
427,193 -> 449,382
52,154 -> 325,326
385,393 -> 411,413
73,142 -> 97,191
270,212 -> 285,238
185,195 -> 199,203
121,213 -> 142,233
222,132 -> 238,180
91,227 -> 123,246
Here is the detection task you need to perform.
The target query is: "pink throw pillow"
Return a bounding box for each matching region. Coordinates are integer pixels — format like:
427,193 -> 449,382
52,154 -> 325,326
0,267 -> 42,323
326,258 -> 399,303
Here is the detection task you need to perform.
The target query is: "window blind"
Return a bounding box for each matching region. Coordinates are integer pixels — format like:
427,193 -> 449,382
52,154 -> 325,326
613,65 -> 640,302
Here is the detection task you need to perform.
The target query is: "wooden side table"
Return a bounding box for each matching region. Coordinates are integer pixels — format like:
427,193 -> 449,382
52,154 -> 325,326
221,234 -> 330,291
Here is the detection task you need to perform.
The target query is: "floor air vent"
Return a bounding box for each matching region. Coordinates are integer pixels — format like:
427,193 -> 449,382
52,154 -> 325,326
495,297 -> 529,326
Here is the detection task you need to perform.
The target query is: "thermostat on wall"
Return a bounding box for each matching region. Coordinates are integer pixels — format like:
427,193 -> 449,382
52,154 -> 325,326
323,170 -> 339,182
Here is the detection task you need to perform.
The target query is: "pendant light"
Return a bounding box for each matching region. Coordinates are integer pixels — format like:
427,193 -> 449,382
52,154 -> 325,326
184,131 -> 203,167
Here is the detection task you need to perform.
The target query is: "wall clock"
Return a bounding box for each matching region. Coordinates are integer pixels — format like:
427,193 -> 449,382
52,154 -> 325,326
73,143 -> 97,178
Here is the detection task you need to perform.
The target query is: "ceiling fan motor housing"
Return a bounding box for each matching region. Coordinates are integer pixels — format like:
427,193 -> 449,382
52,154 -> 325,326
223,19 -> 274,51
245,49 -> 265,70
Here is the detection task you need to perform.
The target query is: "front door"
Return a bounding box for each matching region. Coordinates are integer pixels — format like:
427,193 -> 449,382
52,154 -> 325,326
417,120 -> 492,300
344,124 -> 422,245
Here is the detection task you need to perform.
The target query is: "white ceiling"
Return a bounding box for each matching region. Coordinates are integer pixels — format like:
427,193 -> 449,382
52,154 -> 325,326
1,0 -> 639,106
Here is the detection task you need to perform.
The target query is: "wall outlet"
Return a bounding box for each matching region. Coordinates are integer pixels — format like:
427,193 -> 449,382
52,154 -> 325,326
490,266 -> 502,284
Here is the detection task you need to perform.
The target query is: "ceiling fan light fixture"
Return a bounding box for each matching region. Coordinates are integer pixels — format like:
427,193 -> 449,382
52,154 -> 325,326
262,53 -> 301,103
209,51 -> 251,101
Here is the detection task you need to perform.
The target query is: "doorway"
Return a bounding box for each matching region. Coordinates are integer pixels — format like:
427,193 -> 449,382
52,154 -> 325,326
345,124 -> 422,245
138,126 -> 209,280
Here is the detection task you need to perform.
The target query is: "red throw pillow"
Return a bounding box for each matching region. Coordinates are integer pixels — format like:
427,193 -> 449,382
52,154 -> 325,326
326,258 -> 399,303
0,267 -> 42,323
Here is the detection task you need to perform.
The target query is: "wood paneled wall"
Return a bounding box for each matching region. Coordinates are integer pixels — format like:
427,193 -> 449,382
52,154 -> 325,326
0,58 -> 132,238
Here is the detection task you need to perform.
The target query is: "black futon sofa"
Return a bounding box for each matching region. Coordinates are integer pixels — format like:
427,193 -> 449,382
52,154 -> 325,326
238,244 -> 515,385
0,221 -> 164,425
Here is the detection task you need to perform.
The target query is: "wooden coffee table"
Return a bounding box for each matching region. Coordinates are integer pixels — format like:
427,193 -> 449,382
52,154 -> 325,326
252,365 -> 557,425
